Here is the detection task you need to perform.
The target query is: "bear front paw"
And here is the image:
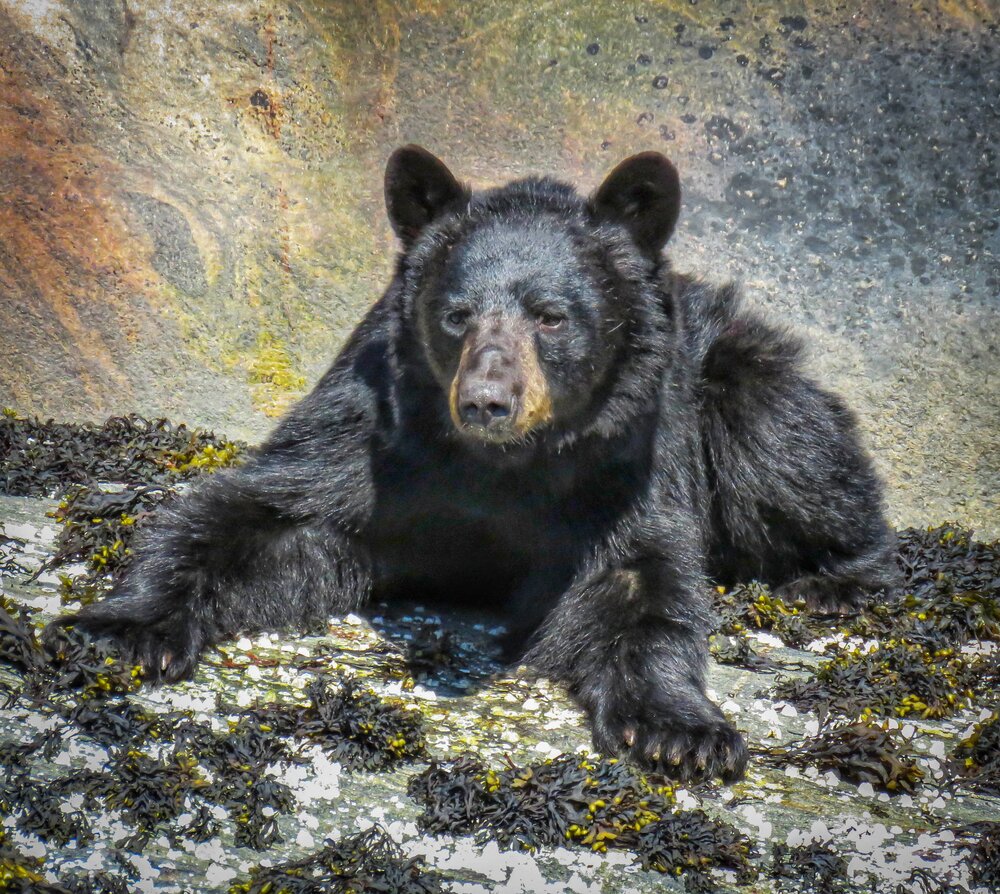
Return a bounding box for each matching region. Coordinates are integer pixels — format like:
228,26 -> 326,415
593,706 -> 748,784
53,603 -> 207,685
774,575 -> 870,615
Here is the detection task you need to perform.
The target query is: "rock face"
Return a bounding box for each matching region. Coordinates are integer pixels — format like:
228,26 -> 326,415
0,0 -> 997,535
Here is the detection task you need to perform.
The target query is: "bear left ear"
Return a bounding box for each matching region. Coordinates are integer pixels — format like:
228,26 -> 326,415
384,145 -> 468,247
590,152 -> 681,257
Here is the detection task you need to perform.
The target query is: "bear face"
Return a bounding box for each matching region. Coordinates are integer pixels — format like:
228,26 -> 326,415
388,145 -> 683,454
415,219 -> 622,445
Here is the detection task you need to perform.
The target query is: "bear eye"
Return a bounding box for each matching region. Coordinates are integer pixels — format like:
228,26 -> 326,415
445,309 -> 470,328
536,311 -> 565,331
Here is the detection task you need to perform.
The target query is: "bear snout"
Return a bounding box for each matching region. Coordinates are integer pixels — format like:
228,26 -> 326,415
453,350 -> 523,438
448,325 -> 539,441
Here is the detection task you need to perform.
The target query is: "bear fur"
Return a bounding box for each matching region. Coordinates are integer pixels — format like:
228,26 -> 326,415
61,147 -> 898,782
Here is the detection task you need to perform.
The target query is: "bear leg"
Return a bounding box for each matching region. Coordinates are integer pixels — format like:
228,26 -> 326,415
526,564 -> 748,783
52,466 -> 371,683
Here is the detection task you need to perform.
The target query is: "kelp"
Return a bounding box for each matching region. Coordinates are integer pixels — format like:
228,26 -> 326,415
408,754 -> 754,882
950,712 -> 1000,796
773,641 -> 983,721
756,719 -> 924,794
0,410 -> 244,497
228,826 -> 445,894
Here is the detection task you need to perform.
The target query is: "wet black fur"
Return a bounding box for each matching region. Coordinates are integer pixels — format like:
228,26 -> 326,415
58,150 -> 897,782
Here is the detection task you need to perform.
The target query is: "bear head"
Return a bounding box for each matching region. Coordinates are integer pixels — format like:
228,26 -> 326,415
385,146 -> 682,455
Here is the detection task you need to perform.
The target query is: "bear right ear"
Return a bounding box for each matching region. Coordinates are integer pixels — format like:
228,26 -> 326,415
384,145 -> 468,247
591,152 -> 681,257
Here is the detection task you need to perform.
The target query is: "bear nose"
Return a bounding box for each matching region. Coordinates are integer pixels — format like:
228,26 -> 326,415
459,382 -> 513,429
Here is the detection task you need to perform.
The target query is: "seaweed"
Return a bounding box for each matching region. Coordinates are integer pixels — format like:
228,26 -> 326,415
0,413 -> 244,614
846,525 -> 1000,649
712,582 -> 816,648
0,827 -> 72,893
35,733 -> 291,852
635,809 -> 755,880
0,596 -> 141,700
709,632 -> 780,672
212,773 -> 296,851
172,677 -> 424,848
771,842 -> 853,893
773,641 -> 981,721
409,754 -> 673,852
712,525 -> 999,660
756,719 -> 924,793
14,787 -> 95,848
894,869 -> 953,894
404,622 -> 463,676
52,748 -> 203,847
956,821 -> 1000,892
0,412 -> 246,629
860,590 -> 1000,652
62,699 -> 167,748
950,712 -> 1000,795
48,484 -> 170,582
230,677 -> 427,772
58,872 -> 133,894
896,525 -> 1000,605
0,532 -> 29,576
0,728 -> 64,771
0,411 -> 244,498
0,667 -> 425,853
845,585 -> 1000,654
227,825 -> 445,894
171,712 -> 295,777
180,718 -> 299,850
5,414 -> 1000,890
408,753 -> 753,880
0,823 -> 129,893
177,803 -> 222,844
43,710 -> 295,850
772,526 -> 1000,724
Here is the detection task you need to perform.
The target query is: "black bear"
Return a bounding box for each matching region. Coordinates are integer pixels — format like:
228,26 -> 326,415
60,147 -> 898,783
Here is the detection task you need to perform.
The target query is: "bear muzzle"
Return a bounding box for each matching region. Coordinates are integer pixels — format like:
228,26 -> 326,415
449,325 -> 553,442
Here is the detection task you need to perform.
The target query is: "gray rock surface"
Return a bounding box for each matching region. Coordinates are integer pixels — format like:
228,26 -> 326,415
1,496 -> 997,893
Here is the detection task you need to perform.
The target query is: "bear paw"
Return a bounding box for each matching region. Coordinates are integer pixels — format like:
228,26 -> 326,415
593,707 -> 748,784
53,603 -> 207,685
774,575 -> 870,615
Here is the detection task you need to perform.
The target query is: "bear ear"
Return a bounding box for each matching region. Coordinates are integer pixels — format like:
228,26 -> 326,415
384,145 -> 468,247
590,152 -> 681,256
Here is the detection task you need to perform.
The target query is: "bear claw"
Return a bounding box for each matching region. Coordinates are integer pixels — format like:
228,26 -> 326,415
596,711 -> 748,783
